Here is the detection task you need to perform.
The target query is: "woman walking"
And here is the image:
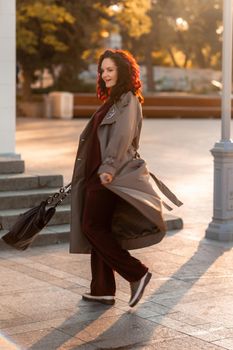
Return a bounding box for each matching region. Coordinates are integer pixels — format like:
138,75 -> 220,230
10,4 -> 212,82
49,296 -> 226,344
70,49 -> 182,307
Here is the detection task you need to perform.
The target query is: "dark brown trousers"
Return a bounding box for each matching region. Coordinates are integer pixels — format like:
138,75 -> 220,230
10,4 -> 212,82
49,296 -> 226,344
82,181 -> 148,296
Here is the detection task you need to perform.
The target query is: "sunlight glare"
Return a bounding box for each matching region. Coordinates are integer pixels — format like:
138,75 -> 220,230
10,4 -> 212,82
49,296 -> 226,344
0,334 -> 19,350
109,4 -> 123,13
176,17 -> 189,31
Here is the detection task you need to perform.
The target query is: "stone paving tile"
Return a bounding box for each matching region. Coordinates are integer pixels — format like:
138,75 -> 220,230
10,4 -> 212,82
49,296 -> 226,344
149,314 -> 201,335
9,254 -> 91,280
144,259 -> 183,276
166,310 -> 219,326
183,288 -> 232,303
169,295 -> 233,327
0,305 -> 25,323
0,262 -> 79,291
3,255 -> 79,279
115,301 -> 177,319
26,253 -> 91,274
66,286 -> 88,295
152,237 -> 199,257
58,313 -> 186,348
0,286 -> 81,317
135,248 -> 189,265
55,302 -> 125,325
148,315 -> 233,343
149,287 -> 231,309
25,248 -> 88,262
65,276 -> 92,288
213,337 -> 233,350
194,275 -> 233,288
148,276 -> 196,292
9,327 -> 93,350
149,288 -> 198,303
25,261 -> 78,280
8,309 -> 120,348
190,326 -> 233,343
2,318 -> 67,336
0,309 -> 74,331
59,341 -> 95,350
173,265 -> 232,281
2,302 -> 124,337
1,315 -> 37,330
0,265 -> 51,294
130,336 -> 225,350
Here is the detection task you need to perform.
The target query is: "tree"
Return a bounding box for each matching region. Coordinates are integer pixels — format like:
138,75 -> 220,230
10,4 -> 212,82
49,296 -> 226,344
17,0 -> 75,99
122,0 -> 222,91
18,0 -> 222,96
50,0 -> 116,91
113,0 -> 152,40
17,0 -> 153,97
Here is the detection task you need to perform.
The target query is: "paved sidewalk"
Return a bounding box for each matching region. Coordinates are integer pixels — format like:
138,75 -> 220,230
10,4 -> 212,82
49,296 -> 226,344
0,117 -> 233,349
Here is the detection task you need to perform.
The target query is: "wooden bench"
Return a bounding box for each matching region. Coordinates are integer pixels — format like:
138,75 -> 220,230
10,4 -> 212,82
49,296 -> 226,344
73,94 -> 101,117
73,93 -> 232,118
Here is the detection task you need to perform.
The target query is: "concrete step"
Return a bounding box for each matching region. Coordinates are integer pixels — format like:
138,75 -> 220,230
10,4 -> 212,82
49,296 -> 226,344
165,213 -> 183,231
0,173 -> 64,191
0,204 -> 71,230
0,224 -> 70,249
0,188 -> 70,210
0,158 -> 25,174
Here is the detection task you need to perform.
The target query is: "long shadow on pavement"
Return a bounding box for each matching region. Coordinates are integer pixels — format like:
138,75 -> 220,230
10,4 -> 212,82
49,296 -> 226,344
27,300 -> 112,350
75,236 -> 232,349
27,235 -> 232,350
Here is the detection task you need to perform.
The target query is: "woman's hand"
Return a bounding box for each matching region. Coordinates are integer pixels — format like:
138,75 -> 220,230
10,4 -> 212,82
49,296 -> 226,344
99,172 -> 113,184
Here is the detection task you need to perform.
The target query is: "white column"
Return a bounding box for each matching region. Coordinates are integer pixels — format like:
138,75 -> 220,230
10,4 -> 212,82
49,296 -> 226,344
0,0 -> 19,158
221,0 -> 233,142
205,0 -> 233,241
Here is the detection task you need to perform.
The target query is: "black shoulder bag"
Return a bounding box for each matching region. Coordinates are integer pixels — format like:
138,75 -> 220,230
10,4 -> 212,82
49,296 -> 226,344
1,182 -> 71,251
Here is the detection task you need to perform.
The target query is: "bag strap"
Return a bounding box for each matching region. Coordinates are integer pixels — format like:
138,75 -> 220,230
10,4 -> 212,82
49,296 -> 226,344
46,182 -> 72,208
149,172 -> 183,211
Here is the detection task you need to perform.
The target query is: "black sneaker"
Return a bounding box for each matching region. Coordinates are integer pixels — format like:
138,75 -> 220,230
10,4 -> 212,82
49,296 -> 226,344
129,271 -> 152,307
82,293 -> 115,305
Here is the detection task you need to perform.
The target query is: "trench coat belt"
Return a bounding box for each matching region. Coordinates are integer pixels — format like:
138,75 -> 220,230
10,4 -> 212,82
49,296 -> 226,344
149,172 -> 183,211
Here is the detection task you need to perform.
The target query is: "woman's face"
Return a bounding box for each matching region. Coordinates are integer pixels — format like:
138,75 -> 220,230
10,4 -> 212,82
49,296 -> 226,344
101,58 -> 118,88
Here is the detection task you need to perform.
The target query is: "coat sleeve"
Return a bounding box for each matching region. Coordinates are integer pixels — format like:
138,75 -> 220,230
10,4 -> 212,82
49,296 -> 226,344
98,92 -> 140,177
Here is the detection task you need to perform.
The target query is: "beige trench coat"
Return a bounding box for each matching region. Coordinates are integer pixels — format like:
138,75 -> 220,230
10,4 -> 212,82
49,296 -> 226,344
70,91 -> 182,254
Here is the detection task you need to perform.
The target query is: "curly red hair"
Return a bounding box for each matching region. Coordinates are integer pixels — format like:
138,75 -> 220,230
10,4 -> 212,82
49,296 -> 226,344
97,49 -> 144,104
